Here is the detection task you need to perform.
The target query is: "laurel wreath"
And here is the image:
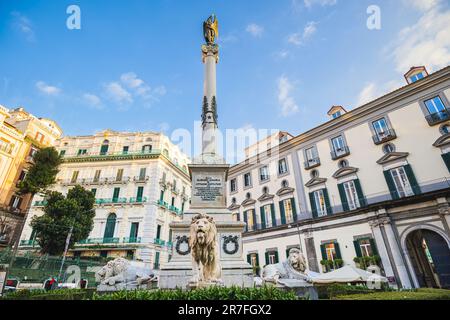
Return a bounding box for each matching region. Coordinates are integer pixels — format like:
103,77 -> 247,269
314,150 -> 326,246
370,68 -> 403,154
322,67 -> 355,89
222,235 -> 239,255
175,235 -> 190,256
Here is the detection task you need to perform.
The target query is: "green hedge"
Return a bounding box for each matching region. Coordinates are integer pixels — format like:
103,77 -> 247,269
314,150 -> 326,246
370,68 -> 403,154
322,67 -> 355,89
334,288 -> 450,300
1,289 -> 95,300
93,286 -> 299,300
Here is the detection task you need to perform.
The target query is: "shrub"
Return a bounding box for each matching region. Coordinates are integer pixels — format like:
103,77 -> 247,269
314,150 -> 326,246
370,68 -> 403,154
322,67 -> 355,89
92,286 -> 299,300
333,288 -> 450,300
1,289 -> 94,300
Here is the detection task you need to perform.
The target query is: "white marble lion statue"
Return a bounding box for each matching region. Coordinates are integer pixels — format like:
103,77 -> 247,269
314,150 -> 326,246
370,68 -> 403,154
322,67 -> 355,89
95,257 -> 155,289
188,213 -> 222,284
262,248 -> 311,284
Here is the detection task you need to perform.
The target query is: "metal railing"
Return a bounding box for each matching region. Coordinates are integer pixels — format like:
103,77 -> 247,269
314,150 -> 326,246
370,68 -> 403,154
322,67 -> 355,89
425,109 -> 450,126
304,157 -> 321,169
154,238 -> 165,246
330,146 -> 350,160
122,237 -> 141,243
372,129 -> 397,144
77,237 -> 120,244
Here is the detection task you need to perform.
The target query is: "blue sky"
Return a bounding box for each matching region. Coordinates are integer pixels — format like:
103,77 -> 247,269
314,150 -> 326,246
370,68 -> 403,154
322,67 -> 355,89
1,0 -> 449,140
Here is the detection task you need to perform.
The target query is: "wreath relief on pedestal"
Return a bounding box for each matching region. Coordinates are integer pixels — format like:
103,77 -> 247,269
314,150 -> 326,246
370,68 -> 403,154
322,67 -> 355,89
175,235 -> 191,256
222,235 -> 239,255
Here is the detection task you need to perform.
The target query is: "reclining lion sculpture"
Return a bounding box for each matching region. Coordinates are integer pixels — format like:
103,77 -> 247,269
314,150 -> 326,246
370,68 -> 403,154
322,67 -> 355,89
96,257 -> 155,290
262,248 -> 311,284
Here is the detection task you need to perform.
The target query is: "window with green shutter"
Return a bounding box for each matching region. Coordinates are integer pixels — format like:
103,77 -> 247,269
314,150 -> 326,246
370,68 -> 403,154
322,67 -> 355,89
279,201 -> 286,225
323,189 -> 332,214
270,203 -> 277,227
442,152 -> 450,172
353,179 -> 367,206
243,211 -> 248,232
383,170 -> 399,199
290,198 -> 298,221
136,186 -> 144,201
403,164 -> 421,195
309,192 -> 318,218
129,222 -> 139,240
112,187 -> 120,200
353,240 -> 362,257
338,183 -> 349,211
104,213 -> 116,239
259,207 -> 266,229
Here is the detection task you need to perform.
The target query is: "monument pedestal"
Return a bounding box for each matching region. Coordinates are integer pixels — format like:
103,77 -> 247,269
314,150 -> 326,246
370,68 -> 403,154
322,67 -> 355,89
158,219 -> 253,289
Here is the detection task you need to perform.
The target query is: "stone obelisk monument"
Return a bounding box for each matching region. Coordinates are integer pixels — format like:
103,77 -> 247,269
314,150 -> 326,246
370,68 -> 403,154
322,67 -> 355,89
158,15 -> 253,289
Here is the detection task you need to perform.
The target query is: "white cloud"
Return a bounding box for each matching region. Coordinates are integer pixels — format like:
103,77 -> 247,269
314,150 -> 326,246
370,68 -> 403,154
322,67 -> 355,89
104,82 -> 133,104
288,21 -> 317,46
404,0 -> 440,12
36,81 -> 61,96
356,80 -> 404,106
390,0 -> 450,72
120,72 -> 144,89
246,23 -> 264,38
357,83 -> 377,106
275,50 -> 290,60
11,12 -> 35,42
303,0 -> 337,9
277,76 -> 299,117
119,72 -> 165,100
83,93 -> 102,109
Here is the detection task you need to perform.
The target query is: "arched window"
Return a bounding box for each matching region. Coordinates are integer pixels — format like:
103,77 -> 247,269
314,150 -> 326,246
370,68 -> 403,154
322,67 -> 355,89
163,149 -> 169,157
100,140 -> 109,155
103,213 -> 117,239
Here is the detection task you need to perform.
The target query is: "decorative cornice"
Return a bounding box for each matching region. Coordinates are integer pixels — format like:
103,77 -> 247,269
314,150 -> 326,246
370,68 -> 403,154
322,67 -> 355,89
332,166 -> 359,179
368,217 -> 391,228
305,177 -> 327,188
432,133 -> 450,148
227,203 -> 241,211
258,193 -> 275,202
241,198 -> 256,207
376,152 -> 409,165
276,186 -> 295,196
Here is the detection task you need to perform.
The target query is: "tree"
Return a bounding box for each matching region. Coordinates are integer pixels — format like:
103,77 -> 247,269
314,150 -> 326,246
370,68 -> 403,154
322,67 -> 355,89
17,147 -> 62,196
31,186 -> 96,255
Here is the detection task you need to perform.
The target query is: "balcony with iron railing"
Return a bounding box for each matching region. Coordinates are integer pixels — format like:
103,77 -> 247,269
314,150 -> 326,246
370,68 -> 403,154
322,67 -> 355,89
60,149 -> 189,175
122,237 -> 141,243
77,237 -> 120,244
154,238 -> 165,246
133,175 -> 149,183
157,199 -> 169,209
34,200 -> 48,207
129,196 -> 148,204
169,205 -> 182,215
304,157 -> 321,169
330,146 -> 350,160
372,129 -> 397,145
425,109 -> 450,126
95,198 -> 127,205
19,240 -> 38,247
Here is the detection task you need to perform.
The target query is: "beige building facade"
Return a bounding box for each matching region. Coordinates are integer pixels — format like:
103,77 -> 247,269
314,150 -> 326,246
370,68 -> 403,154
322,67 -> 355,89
0,106 -> 62,247
229,66 -> 450,289
19,130 -> 191,269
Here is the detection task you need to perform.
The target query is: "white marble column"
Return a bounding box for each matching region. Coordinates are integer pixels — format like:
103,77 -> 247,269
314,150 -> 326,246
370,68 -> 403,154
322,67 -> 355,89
201,44 -> 219,158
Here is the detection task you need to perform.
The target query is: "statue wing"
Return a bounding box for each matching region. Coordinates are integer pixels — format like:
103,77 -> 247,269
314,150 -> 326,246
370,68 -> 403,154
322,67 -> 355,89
212,19 -> 219,39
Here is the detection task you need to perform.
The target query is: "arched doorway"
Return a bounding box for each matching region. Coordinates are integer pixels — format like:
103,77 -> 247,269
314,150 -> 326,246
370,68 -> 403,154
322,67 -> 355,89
405,229 -> 450,289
